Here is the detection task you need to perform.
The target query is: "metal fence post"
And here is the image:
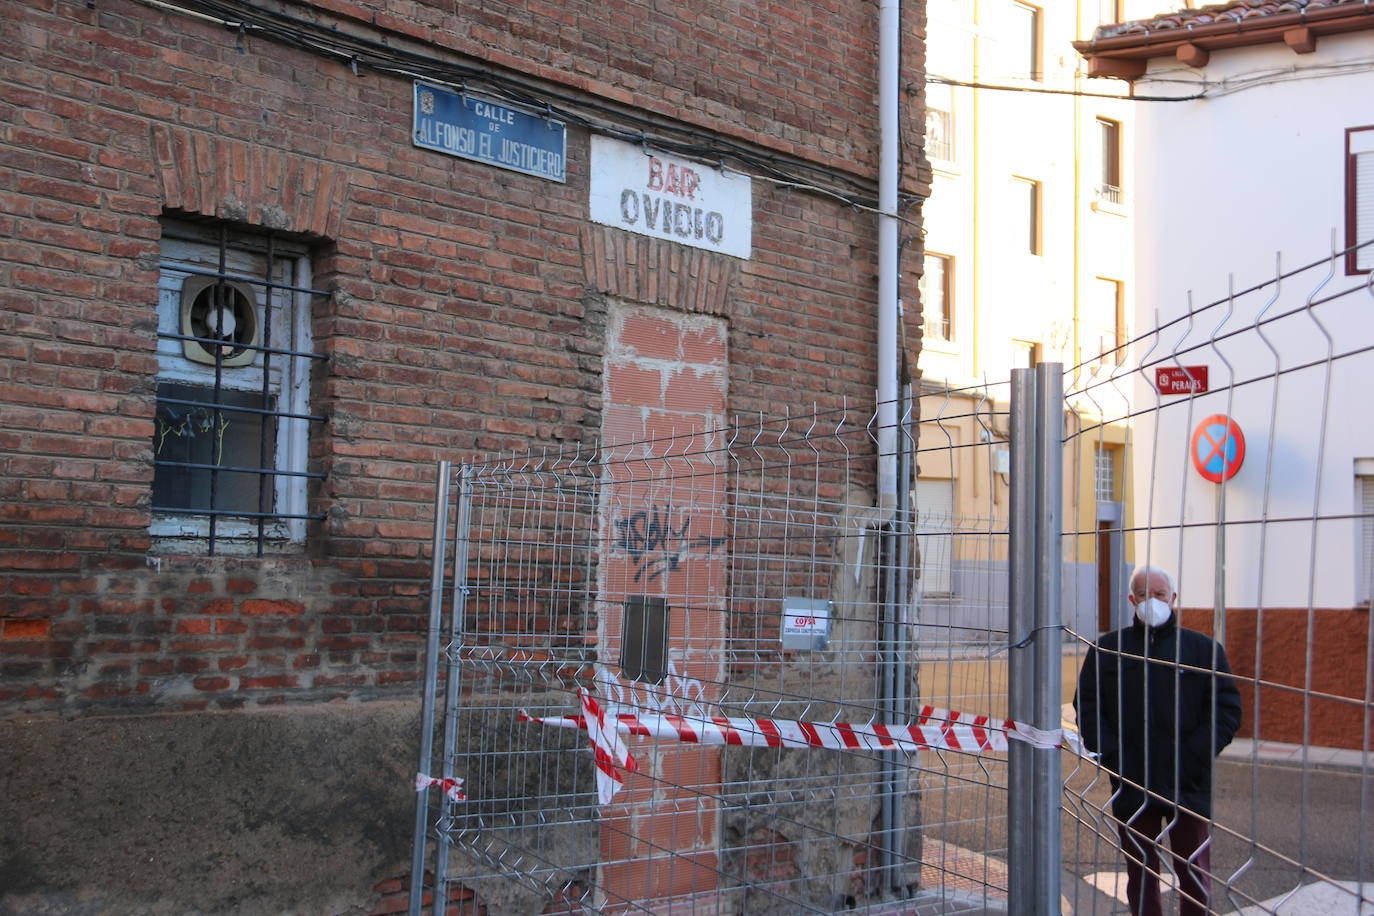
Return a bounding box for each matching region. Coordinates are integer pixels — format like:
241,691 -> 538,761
1032,364 -> 1064,914
432,465 -> 474,909
410,461 -> 452,916
1007,368 -> 1036,907
1009,364 -> 1065,914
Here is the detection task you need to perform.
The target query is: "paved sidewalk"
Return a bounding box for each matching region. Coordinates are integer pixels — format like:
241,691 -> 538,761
1220,737 -> 1372,773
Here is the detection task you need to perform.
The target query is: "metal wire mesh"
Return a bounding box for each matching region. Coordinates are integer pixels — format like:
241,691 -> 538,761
1060,241 -> 1374,915
410,239 -> 1374,915
410,401 -> 1055,914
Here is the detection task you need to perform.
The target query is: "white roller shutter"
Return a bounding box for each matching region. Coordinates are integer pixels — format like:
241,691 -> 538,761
915,477 -> 955,596
1353,129 -> 1374,272
1357,152 -> 1374,272
1360,475 -> 1374,605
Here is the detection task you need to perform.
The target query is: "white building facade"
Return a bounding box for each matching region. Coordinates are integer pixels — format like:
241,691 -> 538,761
1076,0 -> 1374,747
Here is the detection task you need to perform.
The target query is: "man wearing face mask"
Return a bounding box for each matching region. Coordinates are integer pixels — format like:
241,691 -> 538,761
1074,565 -> 1243,916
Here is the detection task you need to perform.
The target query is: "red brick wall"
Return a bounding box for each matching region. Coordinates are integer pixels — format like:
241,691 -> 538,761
1180,607 -> 1373,750
0,0 -> 922,715
300,0 -> 902,181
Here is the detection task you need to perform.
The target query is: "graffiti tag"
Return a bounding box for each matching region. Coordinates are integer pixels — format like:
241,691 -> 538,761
613,505 -> 726,583
598,659 -> 707,718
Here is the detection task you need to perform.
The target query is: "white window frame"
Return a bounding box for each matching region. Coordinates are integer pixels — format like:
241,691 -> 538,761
1357,463 -> 1374,606
1007,1 -> 1042,81
919,252 -> 954,342
1094,443 -> 1118,503
1013,176 -> 1043,256
915,477 -> 956,597
926,82 -> 955,163
1096,117 -> 1123,204
152,221 -> 313,550
1348,126 -> 1374,274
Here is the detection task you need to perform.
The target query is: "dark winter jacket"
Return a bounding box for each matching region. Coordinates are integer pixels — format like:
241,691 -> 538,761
1074,614 -> 1242,820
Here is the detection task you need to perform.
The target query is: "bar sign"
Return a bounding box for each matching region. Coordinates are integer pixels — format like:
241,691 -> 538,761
1155,366 -> 1208,395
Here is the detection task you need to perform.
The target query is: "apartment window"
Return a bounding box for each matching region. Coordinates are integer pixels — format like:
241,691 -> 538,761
926,81 -> 955,162
919,252 -> 953,341
1094,444 -> 1119,502
1359,470 -> 1374,605
915,477 -> 955,596
927,107 -> 954,162
1091,277 -> 1126,365
1097,118 -> 1123,204
1099,0 -> 1122,25
1013,177 -> 1043,255
153,218 -> 327,555
1348,126 -> 1374,273
1008,1 -> 1042,80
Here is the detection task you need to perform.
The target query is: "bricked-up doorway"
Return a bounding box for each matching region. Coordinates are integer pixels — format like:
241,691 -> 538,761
411,397 -> 925,915
596,302 -> 730,909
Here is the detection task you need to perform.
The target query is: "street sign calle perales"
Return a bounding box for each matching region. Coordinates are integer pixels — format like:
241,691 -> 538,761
412,82 -> 566,183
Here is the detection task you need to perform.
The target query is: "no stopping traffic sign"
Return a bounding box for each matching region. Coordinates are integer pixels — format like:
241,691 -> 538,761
1191,415 -> 1245,483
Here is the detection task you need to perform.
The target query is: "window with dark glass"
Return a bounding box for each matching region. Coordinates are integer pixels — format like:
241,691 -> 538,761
152,218 -> 327,555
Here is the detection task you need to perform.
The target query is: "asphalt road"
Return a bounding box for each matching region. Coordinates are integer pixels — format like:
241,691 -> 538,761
1062,758 -> 1374,913
1208,759 -> 1374,910
919,755 -> 1373,914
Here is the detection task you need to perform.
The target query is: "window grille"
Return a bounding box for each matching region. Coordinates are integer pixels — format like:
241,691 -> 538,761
153,219 -> 328,556
1094,444 -> 1117,503
926,107 -> 954,162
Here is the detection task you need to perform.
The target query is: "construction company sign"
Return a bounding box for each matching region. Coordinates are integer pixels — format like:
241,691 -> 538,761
589,136 -> 752,259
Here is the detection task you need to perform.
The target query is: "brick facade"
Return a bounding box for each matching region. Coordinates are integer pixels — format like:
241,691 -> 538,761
1,0 -> 926,719
1,0 -> 926,907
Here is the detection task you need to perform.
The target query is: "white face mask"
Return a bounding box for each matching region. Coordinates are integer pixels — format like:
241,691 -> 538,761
1134,597 -> 1173,627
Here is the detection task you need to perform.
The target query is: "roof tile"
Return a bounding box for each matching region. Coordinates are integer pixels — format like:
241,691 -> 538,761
1095,0 -> 1361,40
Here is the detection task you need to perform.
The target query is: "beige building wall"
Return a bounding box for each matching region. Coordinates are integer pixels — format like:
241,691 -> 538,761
915,0 -> 1177,634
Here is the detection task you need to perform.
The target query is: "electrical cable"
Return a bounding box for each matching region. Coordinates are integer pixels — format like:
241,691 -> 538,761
123,0 -> 931,213
926,74 -> 1205,101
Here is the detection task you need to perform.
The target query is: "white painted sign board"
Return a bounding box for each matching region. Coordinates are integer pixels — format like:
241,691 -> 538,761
589,136 -> 752,259
782,597 -> 831,650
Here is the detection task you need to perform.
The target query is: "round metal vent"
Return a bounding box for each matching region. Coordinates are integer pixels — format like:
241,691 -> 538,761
179,276 -> 260,367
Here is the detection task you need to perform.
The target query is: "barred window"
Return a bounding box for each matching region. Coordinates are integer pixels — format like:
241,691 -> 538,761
152,218 -> 327,555
927,107 -> 954,163
1094,444 -> 1118,503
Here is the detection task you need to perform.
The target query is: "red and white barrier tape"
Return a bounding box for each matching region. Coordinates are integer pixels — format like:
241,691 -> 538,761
520,704 -> 1085,758
415,773 -> 466,802
578,688 -> 639,804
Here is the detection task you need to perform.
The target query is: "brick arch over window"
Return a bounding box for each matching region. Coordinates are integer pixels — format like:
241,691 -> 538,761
580,225 -> 739,317
149,125 -> 354,238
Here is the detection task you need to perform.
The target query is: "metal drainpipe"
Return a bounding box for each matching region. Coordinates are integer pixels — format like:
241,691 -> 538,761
878,0 -> 900,514
878,0 -> 903,893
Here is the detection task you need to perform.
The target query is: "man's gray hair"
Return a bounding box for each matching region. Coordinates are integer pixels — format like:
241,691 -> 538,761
1130,564 -> 1177,600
